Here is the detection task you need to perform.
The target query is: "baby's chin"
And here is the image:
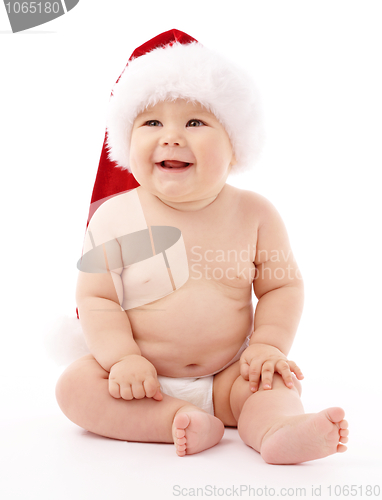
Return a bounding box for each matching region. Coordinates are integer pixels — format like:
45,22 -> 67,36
156,191 -> 221,212
149,178 -> 201,202
136,173 -> 224,210
155,193 -> 204,211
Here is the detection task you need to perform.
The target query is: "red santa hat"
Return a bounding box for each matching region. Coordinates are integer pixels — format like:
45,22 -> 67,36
88,28 -> 263,223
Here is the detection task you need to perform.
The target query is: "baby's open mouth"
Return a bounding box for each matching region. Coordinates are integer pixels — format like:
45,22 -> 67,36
159,160 -> 191,168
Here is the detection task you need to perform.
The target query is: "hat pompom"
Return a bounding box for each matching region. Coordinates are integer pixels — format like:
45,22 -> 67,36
44,316 -> 90,366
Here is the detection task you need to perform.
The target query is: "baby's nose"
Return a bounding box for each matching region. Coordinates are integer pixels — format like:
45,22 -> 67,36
160,129 -> 185,147
162,139 -> 180,146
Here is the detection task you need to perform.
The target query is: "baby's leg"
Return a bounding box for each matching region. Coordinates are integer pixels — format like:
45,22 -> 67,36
229,372 -> 349,464
56,355 -> 224,455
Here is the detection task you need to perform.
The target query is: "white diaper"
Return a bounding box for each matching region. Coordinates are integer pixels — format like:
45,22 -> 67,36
156,336 -> 252,416
157,375 -> 214,415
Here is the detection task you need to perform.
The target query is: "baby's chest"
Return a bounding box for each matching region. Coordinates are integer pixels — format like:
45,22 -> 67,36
119,192 -> 259,295
184,231 -> 257,288
118,224 -> 257,307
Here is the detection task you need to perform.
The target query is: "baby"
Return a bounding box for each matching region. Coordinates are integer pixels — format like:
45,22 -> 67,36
56,29 -> 348,464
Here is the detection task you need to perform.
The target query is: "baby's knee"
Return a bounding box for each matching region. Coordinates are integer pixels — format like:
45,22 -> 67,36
55,362 -> 81,414
292,375 -> 302,396
55,355 -> 103,415
266,373 -> 302,396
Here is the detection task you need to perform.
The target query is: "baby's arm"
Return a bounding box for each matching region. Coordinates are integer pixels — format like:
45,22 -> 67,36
241,196 -> 304,391
76,269 -> 162,401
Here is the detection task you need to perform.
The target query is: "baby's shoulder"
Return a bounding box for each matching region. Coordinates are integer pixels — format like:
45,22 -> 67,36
87,188 -> 146,243
225,184 -> 275,218
89,188 -> 139,222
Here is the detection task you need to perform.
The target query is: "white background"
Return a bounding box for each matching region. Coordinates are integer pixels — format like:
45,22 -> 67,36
1,1 -> 381,499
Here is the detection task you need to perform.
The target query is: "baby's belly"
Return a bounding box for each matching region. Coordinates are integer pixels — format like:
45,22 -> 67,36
127,279 -> 254,377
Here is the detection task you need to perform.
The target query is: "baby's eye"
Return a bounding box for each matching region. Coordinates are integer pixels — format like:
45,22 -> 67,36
186,119 -> 204,127
145,120 -> 162,127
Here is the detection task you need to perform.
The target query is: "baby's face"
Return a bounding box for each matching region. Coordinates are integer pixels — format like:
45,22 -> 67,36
129,99 -> 236,210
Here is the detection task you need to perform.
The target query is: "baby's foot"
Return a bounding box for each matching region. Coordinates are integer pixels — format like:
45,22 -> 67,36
172,408 -> 225,457
260,407 -> 349,464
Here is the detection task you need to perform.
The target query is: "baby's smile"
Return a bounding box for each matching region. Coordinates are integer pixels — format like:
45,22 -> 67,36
156,160 -> 193,172
159,160 -> 191,168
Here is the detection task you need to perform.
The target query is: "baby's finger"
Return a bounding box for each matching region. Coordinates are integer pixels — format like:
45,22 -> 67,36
143,376 -> 162,400
152,388 -> 163,401
288,360 -> 304,380
248,359 -> 263,392
119,384 -> 133,400
131,381 -> 146,400
275,359 -> 295,389
260,360 -> 275,390
239,358 -> 250,380
108,380 -> 122,399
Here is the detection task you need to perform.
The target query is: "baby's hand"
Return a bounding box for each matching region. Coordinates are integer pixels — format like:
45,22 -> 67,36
108,354 -> 163,401
240,343 -> 304,392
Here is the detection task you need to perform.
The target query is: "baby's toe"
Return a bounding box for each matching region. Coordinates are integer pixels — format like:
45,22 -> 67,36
339,431 -> 349,444
174,412 -> 191,431
326,407 -> 346,425
339,419 -> 349,430
340,428 -> 349,437
175,428 -> 186,439
174,434 -> 187,456
338,418 -> 349,444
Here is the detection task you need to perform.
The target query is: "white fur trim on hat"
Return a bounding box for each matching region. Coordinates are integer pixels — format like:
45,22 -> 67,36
106,42 -> 263,173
